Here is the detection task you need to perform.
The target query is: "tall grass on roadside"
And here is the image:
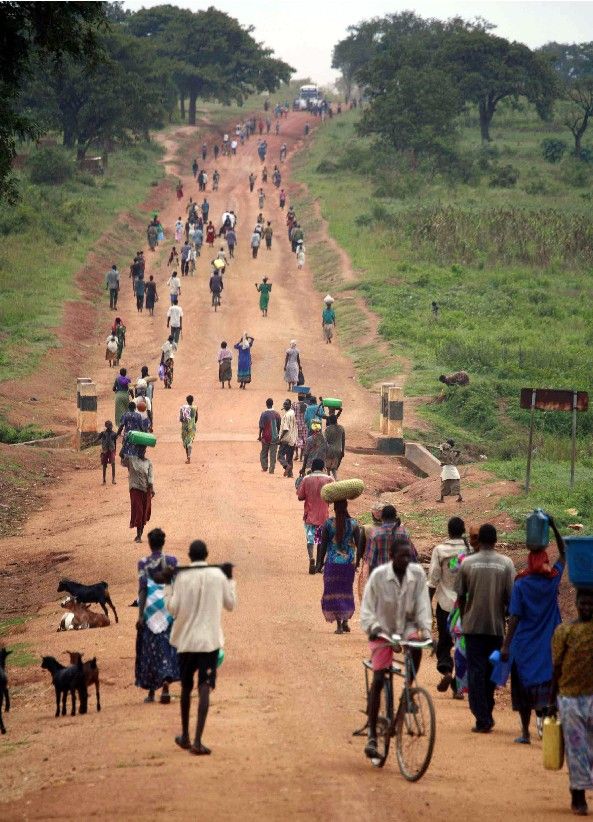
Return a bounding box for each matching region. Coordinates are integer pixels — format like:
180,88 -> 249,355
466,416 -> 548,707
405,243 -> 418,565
0,142 -> 164,383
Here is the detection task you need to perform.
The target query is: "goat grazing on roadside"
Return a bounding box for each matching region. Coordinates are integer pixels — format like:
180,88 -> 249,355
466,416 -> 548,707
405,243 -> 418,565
59,598 -> 110,629
0,648 -> 11,734
66,652 -> 100,712
57,579 -> 118,623
41,655 -> 88,717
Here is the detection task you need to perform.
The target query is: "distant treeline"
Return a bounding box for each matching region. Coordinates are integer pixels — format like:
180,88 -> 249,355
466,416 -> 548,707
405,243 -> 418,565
332,12 -> 593,161
1,1 -> 294,201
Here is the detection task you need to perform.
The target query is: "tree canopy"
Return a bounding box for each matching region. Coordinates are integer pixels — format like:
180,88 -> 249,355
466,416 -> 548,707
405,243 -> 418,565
333,11 -> 560,158
126,4 -> 294,125
0,1 -> 107,201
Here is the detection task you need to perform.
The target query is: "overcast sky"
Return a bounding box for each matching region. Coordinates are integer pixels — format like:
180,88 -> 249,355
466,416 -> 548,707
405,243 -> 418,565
122,1 -> 593,84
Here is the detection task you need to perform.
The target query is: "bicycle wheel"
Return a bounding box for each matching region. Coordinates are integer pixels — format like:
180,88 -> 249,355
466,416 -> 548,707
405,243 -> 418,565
371,677 -> 393,768
395,686 -> 435,781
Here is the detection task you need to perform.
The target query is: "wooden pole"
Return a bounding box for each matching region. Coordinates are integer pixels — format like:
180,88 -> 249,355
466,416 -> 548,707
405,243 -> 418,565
525,389 -> 536,493
571,390 -> 577,489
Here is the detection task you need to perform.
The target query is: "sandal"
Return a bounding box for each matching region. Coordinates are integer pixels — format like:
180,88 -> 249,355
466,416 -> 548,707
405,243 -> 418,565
175,735 -> 191,750
160,693 -> 171,705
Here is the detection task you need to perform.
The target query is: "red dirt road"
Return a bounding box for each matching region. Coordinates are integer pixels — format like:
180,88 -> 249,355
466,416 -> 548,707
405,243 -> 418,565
0,116 -> 565,820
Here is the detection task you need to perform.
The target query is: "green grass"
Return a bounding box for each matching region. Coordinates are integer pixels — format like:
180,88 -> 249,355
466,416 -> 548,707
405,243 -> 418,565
0,616 -> 30,636
0,617 -> 36,667
0,142 -> 164,383
489,458 -> 593,538
294,104 -> 593,530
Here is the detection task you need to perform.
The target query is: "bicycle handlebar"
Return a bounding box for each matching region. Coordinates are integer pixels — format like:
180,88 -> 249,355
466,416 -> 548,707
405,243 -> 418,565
376,632 -> 433,649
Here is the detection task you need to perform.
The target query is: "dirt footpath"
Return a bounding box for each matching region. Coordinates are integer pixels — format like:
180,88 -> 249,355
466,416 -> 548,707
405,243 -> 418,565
0,116 -> 565,821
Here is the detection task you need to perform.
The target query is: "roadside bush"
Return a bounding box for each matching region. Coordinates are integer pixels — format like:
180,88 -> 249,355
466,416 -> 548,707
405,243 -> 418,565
563,157 -> 592,188
541,138 -> 567,164
28,146 -> 73,185
354,213 -> 372,227
316,160 -> 338,174
488,164 -> 519,188
523,177 -> 550,195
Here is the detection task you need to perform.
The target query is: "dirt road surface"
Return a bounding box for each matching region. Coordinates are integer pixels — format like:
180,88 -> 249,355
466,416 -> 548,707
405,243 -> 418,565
0,116 -> 566,820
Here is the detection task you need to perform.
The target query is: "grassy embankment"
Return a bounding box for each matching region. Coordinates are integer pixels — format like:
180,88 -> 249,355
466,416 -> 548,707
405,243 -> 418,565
0,141 -> 165,452
293,106 -> 593,533
0,142 -> 164,388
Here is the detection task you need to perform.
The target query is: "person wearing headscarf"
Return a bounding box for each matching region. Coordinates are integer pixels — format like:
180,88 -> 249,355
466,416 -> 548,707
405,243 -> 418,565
283,340 -> 301,390
318,499 -> 360,634
501,517 -> 565,744
135,527 -> 179,703
234,333 -> 254,389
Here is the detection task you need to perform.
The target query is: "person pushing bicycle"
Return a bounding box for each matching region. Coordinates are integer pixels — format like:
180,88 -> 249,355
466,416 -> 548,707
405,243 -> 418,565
360,535 -> 433,761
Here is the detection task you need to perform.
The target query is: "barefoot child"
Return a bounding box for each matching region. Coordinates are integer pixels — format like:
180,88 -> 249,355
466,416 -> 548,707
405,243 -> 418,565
100,420 -> 118,485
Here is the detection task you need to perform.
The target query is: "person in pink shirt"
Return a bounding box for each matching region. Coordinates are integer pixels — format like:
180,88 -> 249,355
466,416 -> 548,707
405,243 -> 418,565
297,458 -> 333,575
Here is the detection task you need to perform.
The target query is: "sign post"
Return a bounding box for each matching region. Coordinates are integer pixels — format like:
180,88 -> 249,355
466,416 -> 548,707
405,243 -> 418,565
520,388 -> 589,492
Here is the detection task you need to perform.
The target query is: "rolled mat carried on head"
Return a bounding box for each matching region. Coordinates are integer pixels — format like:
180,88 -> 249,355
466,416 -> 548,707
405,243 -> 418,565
127,431 -> 157,447
321,478 -> 364,503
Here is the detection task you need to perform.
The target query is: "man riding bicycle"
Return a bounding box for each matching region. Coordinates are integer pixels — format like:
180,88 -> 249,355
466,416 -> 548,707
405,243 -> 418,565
360,535 -> 432,760
209,270 -> 223,307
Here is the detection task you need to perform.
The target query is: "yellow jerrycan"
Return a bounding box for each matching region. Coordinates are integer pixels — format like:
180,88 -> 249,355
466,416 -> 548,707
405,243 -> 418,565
542,716 -> 564,770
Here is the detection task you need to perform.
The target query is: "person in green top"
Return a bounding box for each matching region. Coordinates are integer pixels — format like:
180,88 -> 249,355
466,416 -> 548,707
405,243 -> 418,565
255,277 -> 272,317
322,304 -> 336,343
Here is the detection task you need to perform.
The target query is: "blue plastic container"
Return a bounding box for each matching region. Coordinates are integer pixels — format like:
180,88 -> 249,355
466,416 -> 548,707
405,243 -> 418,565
565,536 -> 593,588
293,385 -> 310,394
489,650 -> 511,687
526,508 -> 549,550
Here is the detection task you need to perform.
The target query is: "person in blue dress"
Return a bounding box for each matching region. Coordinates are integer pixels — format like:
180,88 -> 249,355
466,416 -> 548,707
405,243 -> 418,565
117,401 -> 149,460
501,516 -> 565,744
234,333 -> 254,389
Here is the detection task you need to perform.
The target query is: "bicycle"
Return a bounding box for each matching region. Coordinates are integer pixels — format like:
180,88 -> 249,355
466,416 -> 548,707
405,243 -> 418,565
211,292 -> 221,312
353,633 -> 435,781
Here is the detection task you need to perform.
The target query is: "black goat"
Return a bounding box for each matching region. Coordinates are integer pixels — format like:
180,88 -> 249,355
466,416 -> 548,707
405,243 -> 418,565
57,579 -> 118,623
41,655 -> 88,717
0,648 -> 11,734
66,652 -> 100,712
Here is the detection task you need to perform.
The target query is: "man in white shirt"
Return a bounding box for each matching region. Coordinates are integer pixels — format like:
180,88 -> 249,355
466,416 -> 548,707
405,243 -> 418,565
278,398 -> 297,478
230,138 -> 238,155
428,516 -> 468,697
166,271 -> 181,305
166,297 -> 183,344
162,540 -> 236,756
360,536 -> 432,760
438,439 -> 462,503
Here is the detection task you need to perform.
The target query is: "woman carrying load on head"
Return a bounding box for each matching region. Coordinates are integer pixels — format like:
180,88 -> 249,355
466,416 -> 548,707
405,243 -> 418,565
284,340 -> 301,391
318,494 -> 361,635
501,516 -> 565,744
135,527 -> 180,704
234,333 -> 254,389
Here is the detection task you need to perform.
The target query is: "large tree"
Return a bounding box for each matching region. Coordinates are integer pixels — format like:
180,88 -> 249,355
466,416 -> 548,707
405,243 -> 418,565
441,27 -> 558,141
359,66 -> 462,160
0,1 -> 107,200
331,18 -> 385,102
127,5 -> 294,125
25,28 -> 175,159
